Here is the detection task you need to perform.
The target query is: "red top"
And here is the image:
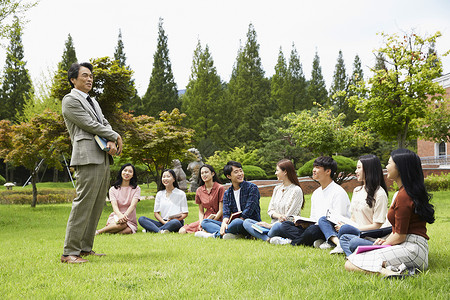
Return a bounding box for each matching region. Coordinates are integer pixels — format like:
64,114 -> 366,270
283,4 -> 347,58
195,181 -> 225,221
387,187 -> 429,240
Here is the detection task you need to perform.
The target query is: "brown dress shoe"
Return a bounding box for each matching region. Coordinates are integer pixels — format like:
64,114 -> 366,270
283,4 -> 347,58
61,255 -> 88,264
80,250 -> 106,257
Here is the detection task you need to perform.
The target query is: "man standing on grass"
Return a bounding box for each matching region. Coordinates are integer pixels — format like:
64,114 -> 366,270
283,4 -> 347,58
270,156 -> 350,247
60,62 -> 123,264
198,161 -> 261,239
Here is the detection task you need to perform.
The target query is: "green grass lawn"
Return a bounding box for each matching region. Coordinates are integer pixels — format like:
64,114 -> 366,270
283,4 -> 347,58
0,190 -> 448,299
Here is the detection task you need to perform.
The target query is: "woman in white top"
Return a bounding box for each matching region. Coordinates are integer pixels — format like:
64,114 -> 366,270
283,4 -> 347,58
318,154 -> 388,254
243,159 -> 304,241
138,169 -> 189,233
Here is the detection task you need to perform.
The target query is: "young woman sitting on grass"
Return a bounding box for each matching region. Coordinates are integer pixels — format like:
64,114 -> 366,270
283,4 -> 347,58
139,169 -> 188,233
317,154 -> 388,255
179,164 -> 224,234
242,159 -> 304,241
345,149 -> 435,278
96,163 -> 141,235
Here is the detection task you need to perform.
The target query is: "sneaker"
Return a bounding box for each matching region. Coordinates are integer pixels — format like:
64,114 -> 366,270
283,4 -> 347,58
329,246 -> 344,254
223,233 -> 244,240
313,239 -> 325,248
160,229 -> 170,234
269,236 -> 292,245
142,229 -> 147,233
195,231 -> 214,238
319,241 -> 333,249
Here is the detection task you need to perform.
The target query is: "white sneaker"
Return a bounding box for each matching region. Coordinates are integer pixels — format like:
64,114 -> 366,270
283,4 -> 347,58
329,246 -> 344,254
160,229 -> 170,234
142,229 -> 147,233
223,233 -> 244,240
313,239 -> 325,248
195,231 -> 214,238
319,241 -> 333,249
269,236 -> 292,245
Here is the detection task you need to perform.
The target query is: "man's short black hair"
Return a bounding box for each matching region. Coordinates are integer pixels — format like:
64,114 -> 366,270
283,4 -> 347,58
223,161 -> 242,177
313,156 -> 337,178
67,62 -> 93,88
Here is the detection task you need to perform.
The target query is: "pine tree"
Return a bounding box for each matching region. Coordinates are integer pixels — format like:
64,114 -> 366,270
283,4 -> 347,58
113,29 -> 141,114
270,47 -> 286,116
330,50 -> 348,114
286,43 -> 308,111
306,51 -> 328,107
227,23 -> 271,148
374,53 -> 387,71
345,54 -> 365,124
182,40 -> 224,155
50,34 -> 78,100
0,17 -> 33,122
141,18 -> 179,117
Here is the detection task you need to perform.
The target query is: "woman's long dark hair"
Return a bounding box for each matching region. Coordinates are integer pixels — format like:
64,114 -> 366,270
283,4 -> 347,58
158,169 -> 180,191
278,159 -> 305,209
391,148 -> 435,224
359,154 -> 388,208
197,164 -> 221,186
113,163 -> 138,189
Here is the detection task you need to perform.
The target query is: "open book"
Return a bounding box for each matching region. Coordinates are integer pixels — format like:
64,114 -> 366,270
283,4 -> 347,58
227,211 -> 242,224
355,245 -> 391,254
326,209 -> 358,228
94,135 -> 109,152
287,215 -> 316,226
251,223 -> 270,234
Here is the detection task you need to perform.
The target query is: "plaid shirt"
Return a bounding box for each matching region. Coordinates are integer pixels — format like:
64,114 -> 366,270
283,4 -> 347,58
223,181 -> 261,221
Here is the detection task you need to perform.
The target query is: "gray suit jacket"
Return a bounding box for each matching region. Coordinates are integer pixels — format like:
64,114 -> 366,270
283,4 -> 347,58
62,89 -> 119,166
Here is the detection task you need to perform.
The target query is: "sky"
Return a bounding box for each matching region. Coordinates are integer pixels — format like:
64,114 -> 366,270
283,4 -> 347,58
1,0 -> 450,97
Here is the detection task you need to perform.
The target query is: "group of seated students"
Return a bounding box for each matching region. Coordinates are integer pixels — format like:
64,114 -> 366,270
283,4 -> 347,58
97,148 -> 435,279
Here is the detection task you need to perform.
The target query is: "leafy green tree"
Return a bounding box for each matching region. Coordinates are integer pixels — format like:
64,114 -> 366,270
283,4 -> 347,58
0,0 -> 37,40
297,155 -> 357,185
227,23 -> 271,148
51,34 -> 78,101
182,40 -> 224,156
141,18 -> 179,117
0,16 -> 33,122
113,29 -> 141,115
419,96 -> 450,143
349,31 -> 447,148
5,110 -> 70,207
306,51 -> 328,106
123,109 -> 194,185
374,52 -> 387,71
286,44 -> 309,111
205,146 -> 261,176
284,107 -> 370,157
329,50 -> 348,112
270,47 -> 286,116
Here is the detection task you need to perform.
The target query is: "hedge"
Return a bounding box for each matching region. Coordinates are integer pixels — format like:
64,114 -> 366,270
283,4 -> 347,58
0,189 -> 77,205
425,173 -> 450,191
297,155 -> 357,177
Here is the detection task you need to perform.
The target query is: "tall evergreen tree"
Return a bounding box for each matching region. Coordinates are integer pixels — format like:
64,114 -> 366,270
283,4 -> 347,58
345,54 -> 365,124
306,51 -> 328,107
51,34 -> 78,100
182,40 -> 224,156
330,50 -> 348,114
141,18 -> 179,117
286,44 -> 308,111
270,47 -> 286,116
374,52 -> 387,71
0,16 -> 32,122
227,23 -> 271,148
113,29 -> 141,114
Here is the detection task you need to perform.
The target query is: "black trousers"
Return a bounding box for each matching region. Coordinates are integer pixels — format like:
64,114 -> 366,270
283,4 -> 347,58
277,222 -> 325,246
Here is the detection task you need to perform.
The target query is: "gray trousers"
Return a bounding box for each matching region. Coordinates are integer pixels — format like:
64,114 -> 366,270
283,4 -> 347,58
63,159 -> 110,256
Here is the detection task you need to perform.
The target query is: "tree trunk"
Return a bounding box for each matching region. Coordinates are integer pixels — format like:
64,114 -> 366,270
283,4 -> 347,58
53,168 -> 58,182
31,172 -> 38,208
5,162 -> 8,182
397,120 -> 410,149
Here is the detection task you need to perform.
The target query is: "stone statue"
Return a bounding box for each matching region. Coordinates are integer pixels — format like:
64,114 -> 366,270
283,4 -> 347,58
172,159 -> 187,192
187,148 -> 204,192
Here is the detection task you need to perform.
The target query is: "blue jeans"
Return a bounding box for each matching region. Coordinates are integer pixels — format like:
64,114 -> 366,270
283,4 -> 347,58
138,216 -> 183,233
318,216 -> 338,244
338,224 -> 373,256
242,219 -> 282,241
201,218 -> 247,238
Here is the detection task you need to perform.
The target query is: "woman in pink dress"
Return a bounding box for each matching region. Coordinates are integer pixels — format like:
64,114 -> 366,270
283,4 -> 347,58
96,163 -> 141,235
179,164 -> 224,234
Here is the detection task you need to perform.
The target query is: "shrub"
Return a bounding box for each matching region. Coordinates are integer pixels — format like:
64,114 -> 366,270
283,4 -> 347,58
425,173 -> 450,191
0,175 -> 5,185
219,165 -> 267,182
205,146 -> 261,176
185,192 -> 196,201
0,189 -> 77,205
297,155 -> 357,184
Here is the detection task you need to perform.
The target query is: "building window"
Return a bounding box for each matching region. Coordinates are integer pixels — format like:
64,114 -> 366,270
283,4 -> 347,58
438,142 -> 446,157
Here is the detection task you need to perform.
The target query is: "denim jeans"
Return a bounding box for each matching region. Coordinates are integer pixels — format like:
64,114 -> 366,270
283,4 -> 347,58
138,216 -> 183,233
201,218 -> 247,238
338,224 -> 373,256
318,216 -> 338,243
276,222 -> 324,246
242,219 -> 281,241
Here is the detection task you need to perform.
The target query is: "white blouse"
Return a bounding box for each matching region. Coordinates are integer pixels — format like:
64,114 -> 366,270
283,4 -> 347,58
267,184 -> 304,223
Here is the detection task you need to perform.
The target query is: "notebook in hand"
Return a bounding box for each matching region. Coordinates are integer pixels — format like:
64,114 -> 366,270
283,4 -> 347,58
251,223 -> 270,234
94,135 -> 109,151
287,215 -> 316,226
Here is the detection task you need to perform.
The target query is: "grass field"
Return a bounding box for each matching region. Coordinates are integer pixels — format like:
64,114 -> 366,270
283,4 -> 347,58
0,189 -> 448,299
